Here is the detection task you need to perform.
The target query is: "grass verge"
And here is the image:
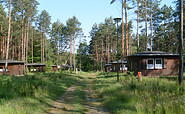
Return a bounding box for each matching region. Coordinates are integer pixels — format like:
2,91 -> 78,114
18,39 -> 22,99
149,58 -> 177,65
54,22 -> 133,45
93,72 -> 185,113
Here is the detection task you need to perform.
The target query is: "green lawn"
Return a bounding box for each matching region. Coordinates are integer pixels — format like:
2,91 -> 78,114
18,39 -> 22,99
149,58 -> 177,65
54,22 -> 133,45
92,72 -> 185,113
0,71 -> 184,113
0,72 -> 79,113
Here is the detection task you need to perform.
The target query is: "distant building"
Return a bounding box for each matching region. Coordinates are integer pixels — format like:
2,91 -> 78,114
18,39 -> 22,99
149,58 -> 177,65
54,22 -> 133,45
61,64 -> 72,70
0,60 -> 24,76
27,63 -> 46,72
105,60 -> 127,72
127,51 -> 180,76
51,65 -> 57,72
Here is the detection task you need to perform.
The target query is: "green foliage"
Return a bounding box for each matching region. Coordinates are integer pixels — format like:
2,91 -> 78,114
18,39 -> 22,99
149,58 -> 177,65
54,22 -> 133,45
45,61 -> 52,72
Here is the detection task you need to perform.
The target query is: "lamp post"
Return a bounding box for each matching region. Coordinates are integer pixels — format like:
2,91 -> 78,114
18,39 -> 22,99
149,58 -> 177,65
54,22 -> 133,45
114,18 -> 121,82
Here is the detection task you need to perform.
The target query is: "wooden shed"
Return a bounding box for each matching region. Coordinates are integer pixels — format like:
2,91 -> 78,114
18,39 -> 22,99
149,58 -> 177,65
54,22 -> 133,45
51,65 -> 57,72
61,64 -> 72,70
108,60 -> 127,72
27,63 -> 46,72
105,64 -> 112,72
127,51 -> 179,76
0,60 -> 24,76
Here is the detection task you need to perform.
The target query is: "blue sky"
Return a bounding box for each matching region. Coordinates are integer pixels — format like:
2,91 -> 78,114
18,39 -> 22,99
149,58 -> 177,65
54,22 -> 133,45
37,0 -> 175,44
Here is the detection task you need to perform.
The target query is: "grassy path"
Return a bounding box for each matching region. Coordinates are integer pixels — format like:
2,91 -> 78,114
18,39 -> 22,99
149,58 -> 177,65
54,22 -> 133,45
47,72 -> 109,114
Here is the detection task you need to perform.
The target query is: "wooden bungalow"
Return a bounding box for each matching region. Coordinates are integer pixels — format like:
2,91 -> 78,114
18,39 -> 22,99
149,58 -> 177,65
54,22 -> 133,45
27,63 -> 46,72
105,60 -> 127,72
0,60 -> 24,76
51,65 -> 57,72
105,64 -> 112,72
127,51 -> 179,76
61,64 -> 72,70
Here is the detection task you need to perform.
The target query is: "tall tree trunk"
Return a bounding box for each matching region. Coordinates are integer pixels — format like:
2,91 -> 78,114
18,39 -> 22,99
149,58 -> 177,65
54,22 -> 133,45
10,27 -> 13,59
73,36 -> 75,72
125,0 -> 128,56
169,21 -> 171,52
18,38 -> 21,60
150,13 -> 153,51
95,38 -> 98,71
145,0 -> 148,51
4,35 -> 6,59
121,0 -> 125,72
1,25 -> 3,59
5,0 -> 11,75
108,31 -> 110,63
32,27 -> 33,63
101,39 -> 103,72
137,0 -> 140,52
26,17 -> 29,73
179,0 -> 183,84
40,33 -> 42,63
21,0 -> 24,61
23,22 -> 26,75
42,26 -> 45,63
70,35 -> 72,67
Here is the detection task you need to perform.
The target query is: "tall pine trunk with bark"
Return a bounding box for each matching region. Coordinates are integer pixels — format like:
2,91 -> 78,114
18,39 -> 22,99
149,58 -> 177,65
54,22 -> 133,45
4,0 -> 11,75
137,0 -> 140,52
145,0 -> 148,51
125,0 -> 128,56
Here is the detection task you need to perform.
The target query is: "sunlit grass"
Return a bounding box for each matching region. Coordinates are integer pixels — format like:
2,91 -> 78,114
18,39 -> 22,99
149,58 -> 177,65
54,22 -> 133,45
0,71 -> 79,113
93,72 -> 185,113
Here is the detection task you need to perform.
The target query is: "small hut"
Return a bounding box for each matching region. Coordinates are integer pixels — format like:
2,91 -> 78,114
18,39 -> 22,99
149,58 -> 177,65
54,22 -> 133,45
61,64 -> 72,70
110,60 -> 127,72
105,60 -> 127,72
27,63 -> 46,72
0,60 -> 24,76
105,64 -> 112,72
51,65 -> 57,72
127,51 -> 179,76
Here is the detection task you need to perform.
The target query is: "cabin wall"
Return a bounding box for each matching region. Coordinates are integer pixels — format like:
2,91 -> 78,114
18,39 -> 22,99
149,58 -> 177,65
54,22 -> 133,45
51,66 -> 57,72
0,63 -> 24,76
128,56 -> 179,76
28,66 -> 46,72
127,57 -> 138,75
111,63 -> 127,72
141,58 -> 179,76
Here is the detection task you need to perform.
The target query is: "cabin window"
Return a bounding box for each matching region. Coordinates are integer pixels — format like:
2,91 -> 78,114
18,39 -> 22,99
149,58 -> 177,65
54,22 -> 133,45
0,67 -> 3,72
147,58 -> 154,69
124,65 -> 128,70
114,66 -> 115,71
155,58 -> 162,69
110,67 -> 112,71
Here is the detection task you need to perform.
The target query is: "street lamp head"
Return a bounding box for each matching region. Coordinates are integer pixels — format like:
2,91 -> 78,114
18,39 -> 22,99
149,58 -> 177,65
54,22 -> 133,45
113,18 -> 122,23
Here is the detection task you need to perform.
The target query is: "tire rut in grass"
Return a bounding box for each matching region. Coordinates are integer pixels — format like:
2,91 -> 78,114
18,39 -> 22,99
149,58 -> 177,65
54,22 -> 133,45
47,86 -> 77,114
84,74 -> 109,114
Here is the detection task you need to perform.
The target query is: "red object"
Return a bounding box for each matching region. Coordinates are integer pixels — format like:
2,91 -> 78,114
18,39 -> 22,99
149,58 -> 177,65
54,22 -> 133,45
138,72 -> 141,78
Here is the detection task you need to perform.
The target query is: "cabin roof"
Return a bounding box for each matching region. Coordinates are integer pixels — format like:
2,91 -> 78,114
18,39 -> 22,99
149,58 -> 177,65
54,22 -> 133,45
51,65 -> 57,67
0,60 -> 24,64
128,51 -> 179,57
61,64 -> 72,68
111,60 -> 127,64
27,63 -> 46,66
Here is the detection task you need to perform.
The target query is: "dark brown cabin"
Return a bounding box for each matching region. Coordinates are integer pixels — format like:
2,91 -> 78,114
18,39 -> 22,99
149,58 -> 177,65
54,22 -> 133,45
106,60 -> 127,72
61,64 -> 72,70
127,51 -> 179,76
51,65 -> 57,72
105,64 -> 112,72
27,63 -> 46,72
0,60 -> 24,76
